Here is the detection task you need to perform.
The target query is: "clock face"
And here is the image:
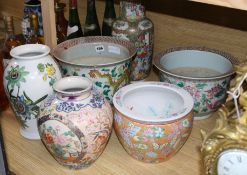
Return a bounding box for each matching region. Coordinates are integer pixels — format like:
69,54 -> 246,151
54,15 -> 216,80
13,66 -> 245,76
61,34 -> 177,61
217,149 -> 247,175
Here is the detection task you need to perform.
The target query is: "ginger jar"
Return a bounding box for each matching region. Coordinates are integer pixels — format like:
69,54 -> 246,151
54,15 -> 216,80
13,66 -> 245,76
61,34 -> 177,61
38,76 -> 113,169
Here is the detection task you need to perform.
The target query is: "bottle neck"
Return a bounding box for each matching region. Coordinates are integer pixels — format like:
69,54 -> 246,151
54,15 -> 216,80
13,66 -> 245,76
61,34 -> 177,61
69,0 -> 80,21
70,0 -> 78,9
55,3 -> 67,24
104,0 -> 116,19
68,0 -> 81,26
85,0 -> 100,31
120,1 -> 145,21
87,0 -> 97,14
56,10 -> 66,24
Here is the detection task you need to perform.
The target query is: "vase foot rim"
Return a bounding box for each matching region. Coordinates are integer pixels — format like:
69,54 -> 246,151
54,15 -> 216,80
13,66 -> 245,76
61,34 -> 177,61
20,128 -> 40,140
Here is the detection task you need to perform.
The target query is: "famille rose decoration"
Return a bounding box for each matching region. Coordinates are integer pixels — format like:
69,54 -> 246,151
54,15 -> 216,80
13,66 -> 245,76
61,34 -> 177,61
154,47 -> 236,120
52,36 -> 136,103
112,0 -> 154,81
113,82 -> 194,163
3,44 -> 61,140
38,76 -> 113,169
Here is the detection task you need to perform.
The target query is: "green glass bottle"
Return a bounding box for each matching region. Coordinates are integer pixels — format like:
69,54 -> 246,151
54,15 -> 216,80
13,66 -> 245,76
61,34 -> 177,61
67,0 -> 83,39
84,0 -> 101,36
102,0 -> 116,36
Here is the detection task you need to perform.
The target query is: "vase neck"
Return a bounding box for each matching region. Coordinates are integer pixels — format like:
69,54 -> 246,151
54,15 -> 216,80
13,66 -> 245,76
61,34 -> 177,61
53,77 -> 93,101
120,1 -> 145,21
10,44 -> 50,60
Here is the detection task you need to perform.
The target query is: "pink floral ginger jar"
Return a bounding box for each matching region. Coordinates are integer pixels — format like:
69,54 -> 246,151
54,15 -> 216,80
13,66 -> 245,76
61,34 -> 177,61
38,76 -> 113,169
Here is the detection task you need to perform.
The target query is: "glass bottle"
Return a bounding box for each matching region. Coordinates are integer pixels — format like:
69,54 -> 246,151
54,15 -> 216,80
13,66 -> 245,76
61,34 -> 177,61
112,0 -> 154,81
27,13 -> 43,44
67,0 -> 83,39
84,0 -> 101,36
55,2 -> 68,44
102,0 -> 116,36
1,16 -> 21,68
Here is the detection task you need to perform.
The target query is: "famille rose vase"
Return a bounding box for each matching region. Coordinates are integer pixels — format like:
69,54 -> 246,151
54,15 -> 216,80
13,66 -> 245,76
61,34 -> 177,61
38,76 -> 113,169
3,44 -> 62,140
112,0 -> 154,81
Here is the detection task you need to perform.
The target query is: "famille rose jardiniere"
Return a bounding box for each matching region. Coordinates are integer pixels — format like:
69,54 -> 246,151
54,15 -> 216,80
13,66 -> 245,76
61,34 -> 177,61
38,76 -> 113,169
3,44 -> 62,140
154,47 -> 236,120
52,36 -> 136,104
113,81 -> 194,163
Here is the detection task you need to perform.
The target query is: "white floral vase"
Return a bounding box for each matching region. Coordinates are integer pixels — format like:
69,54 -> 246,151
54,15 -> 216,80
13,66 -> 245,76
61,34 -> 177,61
3,44 -> 62,140
38,76 -> 113,169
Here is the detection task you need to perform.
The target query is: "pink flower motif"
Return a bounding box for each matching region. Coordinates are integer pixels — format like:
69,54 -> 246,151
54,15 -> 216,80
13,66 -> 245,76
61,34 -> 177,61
205,85 -> 222,99
143,128 -> 154,137
53,135 -> 67,145
184,86 -> 200,99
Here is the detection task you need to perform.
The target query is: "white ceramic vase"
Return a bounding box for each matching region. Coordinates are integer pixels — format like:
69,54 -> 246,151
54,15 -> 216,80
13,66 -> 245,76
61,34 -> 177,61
3,44 -> 62,139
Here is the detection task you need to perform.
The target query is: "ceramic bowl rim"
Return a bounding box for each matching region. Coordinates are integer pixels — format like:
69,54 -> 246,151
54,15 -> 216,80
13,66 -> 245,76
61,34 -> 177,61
52,36 -> 137,68
153,46 -> 237,80
113,81 -> 194,124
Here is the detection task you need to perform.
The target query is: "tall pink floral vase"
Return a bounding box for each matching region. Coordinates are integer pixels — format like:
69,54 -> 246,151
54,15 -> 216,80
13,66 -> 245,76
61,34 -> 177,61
3,44 -> 62,140
38,76 -> 113,169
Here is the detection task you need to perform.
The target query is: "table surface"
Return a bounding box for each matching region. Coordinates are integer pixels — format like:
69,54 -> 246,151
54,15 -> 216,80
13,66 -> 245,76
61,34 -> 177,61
0,71 -> 217,175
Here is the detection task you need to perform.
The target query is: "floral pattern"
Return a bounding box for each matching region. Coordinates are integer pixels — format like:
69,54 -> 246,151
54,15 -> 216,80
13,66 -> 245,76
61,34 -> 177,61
120,2 -> 145,21
5,65 -> 48,128
112,2 -> 154,81
161,74 -> 230,117
40,122 -> 85,163
5,65 -> 29,88
37,63 -> 57,86
114,111 -> 193,163
38,89 -> 113,169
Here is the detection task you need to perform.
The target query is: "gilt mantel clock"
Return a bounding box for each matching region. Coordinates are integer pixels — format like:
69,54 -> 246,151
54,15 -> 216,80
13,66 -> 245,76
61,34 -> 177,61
201,68 -> 247,175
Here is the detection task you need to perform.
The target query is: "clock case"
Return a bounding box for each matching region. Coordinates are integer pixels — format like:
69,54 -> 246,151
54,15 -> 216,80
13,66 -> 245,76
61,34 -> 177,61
201,65 -> 247,175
